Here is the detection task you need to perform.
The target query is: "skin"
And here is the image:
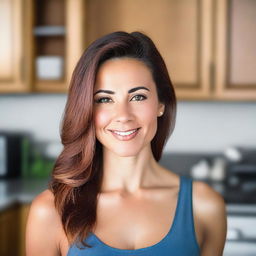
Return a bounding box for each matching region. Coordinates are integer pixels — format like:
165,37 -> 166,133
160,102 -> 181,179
26,58 -> 227,256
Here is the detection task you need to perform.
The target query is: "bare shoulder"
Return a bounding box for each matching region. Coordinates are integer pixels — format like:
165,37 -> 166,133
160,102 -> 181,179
192,180 -> 227,256
193,181 -> 226,213
29,189 -> 59,226
26,189 -> 63,256
32,189 -> 55,209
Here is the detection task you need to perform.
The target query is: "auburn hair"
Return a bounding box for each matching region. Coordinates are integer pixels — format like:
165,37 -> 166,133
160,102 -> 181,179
48,31 -> 177,249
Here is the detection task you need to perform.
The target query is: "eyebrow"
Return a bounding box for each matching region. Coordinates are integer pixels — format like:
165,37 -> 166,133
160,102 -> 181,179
93,86 -> 150,96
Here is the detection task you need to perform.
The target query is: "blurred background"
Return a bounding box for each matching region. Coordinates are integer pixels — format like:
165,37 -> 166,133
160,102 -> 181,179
0,0 -> 256,255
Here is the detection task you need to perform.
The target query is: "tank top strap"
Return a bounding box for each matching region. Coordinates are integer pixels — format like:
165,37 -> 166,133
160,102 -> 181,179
172,176 -> 197,239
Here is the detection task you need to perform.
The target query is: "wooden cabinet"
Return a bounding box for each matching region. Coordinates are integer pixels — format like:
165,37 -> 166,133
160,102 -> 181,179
84,0 -> 256,101
0,0 -> 32,92
0,203 -> 31,256
215,0 -> 256,100
32,0 -> 84,92
0,0 -> 84,93
85,0 -> 212,100
0,204 -> 20,256
20,203 -> 31,256
1,0 -> 256,100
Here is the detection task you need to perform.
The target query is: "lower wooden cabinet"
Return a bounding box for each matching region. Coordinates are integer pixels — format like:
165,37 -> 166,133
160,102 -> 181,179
0,203 -> 31,256
0,204 -> 20,256
20,204 -> 31,256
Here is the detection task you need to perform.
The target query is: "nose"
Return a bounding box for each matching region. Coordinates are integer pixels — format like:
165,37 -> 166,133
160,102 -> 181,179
114,102 -> 134,123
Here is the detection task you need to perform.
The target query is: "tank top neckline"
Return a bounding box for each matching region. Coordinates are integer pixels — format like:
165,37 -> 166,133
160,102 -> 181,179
89,175 -> 184,253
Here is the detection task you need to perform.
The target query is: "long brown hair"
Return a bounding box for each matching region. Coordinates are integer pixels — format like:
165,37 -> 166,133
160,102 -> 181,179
48,31 -> 177,249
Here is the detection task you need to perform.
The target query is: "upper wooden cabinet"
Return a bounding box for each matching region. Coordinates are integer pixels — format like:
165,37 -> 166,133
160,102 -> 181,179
215,0 -> 256,100
85,0 -> 256,101
0,0 -> 84,93
0,0 -> 256,100
32,0 -> 84,92
85,0 -> 212,100
0,0 -> 31,92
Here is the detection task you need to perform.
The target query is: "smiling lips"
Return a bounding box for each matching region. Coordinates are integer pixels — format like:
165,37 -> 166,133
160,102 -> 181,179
109,128 -> 141,141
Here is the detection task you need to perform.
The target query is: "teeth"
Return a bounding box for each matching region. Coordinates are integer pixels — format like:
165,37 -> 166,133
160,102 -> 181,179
113,129 -> 137,136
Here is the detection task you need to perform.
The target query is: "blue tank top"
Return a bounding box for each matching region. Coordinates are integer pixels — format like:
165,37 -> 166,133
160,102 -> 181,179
67,175 -> 201,255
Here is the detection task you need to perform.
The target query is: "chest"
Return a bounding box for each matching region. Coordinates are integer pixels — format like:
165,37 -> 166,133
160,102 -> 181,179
93,193 -> 179,250
60,189 -> 204,255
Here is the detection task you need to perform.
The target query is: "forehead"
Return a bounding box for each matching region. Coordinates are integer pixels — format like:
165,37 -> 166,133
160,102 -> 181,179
94,57 -> 155,89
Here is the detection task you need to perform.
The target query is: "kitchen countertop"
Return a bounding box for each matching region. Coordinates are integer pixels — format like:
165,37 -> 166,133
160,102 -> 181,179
0,178 -> 49,212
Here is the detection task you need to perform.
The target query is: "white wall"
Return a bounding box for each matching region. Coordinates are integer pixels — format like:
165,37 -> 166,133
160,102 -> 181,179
168,101 -> 256,153
0,95 -> 255,154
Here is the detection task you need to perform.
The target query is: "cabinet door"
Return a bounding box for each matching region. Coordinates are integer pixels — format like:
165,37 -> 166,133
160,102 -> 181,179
215,0 -> 256,100
85,0 -> 213,100
0,0 -> 32,93
33,0 -> 84,92
0,205 -> 19,256
20,204 -> 31,256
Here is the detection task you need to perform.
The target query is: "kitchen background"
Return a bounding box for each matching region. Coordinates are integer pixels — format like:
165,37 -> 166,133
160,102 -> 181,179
0,0 -> 256,256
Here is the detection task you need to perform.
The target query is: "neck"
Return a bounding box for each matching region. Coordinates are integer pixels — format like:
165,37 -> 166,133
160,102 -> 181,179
100,145 -> 162,195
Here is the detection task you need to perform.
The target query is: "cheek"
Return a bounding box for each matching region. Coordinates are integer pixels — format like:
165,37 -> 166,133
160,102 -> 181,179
143,109 -> 157,125
139,106 -> 158,138
93,109 -> 110,129
141,100 -> 158,124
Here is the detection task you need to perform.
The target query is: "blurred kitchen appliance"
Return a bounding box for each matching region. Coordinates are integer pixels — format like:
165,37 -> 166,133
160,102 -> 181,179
0,131 -> 31,179
223,146 -> 256,255
225,146 -> 256,163
224,146 -> 256,197
224,212 -> 256,256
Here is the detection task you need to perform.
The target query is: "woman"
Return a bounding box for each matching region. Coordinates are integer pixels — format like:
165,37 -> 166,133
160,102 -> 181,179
26,31 -> 227,256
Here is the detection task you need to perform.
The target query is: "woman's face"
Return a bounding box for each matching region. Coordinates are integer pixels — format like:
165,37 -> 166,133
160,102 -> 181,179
93,57 -> 165,157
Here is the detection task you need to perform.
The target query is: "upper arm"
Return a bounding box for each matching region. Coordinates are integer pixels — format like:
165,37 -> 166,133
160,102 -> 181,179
25,189 -> 62,256
194,181 -> 227,256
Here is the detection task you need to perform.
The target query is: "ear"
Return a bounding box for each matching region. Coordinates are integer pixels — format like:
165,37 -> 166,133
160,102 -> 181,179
158,103 -> 165,116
